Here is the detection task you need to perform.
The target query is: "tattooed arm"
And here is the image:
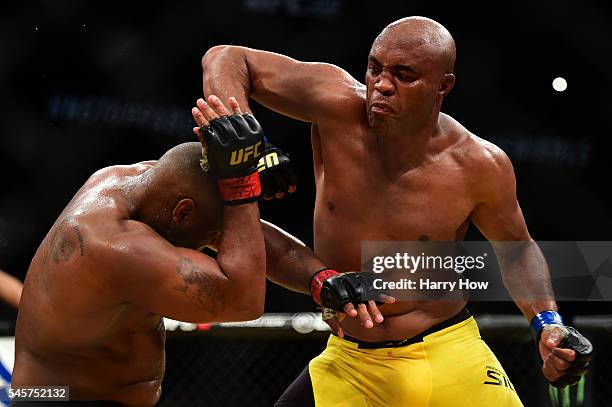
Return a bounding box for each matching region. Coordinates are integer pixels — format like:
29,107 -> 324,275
101,205 -> 265,323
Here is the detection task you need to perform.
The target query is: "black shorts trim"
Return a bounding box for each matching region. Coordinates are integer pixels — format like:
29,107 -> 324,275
339,306 -> 471,349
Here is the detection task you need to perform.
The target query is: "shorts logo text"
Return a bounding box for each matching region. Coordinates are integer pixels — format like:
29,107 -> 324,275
483,366 -> 515,392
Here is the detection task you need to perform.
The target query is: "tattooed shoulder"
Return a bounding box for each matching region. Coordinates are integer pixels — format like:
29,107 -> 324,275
72,224 -> 85,256
50,220 -> 86,264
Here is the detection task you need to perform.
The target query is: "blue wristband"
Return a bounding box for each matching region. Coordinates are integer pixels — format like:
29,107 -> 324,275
530,310 -> 564,334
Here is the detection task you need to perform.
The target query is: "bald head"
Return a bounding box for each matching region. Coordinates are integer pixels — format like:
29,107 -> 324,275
374,16 -> 456,74
140,142 -> 222,249
149,141 -> 221,217
365,16 -> 457,131
143,142 -> 217,212
154,142 -> 212,188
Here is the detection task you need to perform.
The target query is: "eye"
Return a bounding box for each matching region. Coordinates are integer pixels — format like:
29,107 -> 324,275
397,74 -> 417,83
368,65 -> 381,75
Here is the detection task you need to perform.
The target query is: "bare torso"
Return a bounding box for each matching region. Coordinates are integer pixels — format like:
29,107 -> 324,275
312,90 -> 488,341
13,162 -> 164,406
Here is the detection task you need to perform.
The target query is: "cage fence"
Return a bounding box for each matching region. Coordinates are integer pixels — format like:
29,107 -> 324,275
159,314 -> 612,407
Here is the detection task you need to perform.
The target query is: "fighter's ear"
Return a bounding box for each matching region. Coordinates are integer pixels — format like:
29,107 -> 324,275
172,198 -> 196,226
438,73 -> 455,98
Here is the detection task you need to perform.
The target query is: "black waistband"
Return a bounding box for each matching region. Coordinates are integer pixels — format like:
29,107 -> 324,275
340,307 -> 471,349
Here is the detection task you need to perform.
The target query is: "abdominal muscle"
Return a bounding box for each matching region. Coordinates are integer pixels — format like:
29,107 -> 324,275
339,300 -> 467,342
316,235 -> 468,341
314,215 -> 467,342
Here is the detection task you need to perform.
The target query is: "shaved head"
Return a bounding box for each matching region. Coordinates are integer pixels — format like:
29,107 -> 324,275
148,141 -> 220,216
365,16 -> 457,133
155,142 -> 213,190
374,16 -> 456,74
140,142 -> 222,249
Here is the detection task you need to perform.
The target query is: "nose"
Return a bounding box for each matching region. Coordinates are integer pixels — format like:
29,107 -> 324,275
374,73 -> 395,96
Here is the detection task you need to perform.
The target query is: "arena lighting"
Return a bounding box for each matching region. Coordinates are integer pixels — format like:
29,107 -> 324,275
47,94 -> 592,167
553,76 -> 568,92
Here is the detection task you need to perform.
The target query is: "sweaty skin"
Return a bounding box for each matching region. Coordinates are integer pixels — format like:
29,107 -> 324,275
201,17 -> 559,345
201,17 -> 579,386
15,163 -> 175,406
13,141 -> 266,406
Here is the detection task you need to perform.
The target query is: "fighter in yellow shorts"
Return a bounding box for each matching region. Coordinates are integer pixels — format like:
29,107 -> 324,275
309,311 -> 521,406
197,16 -> 593,406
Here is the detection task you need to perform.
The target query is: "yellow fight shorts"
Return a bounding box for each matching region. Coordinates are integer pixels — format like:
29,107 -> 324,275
308,315 -> 524,407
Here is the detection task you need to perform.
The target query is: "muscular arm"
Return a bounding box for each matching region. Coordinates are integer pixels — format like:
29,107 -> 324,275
202,45 -> 363,123
470,146 -> 556,321
262,220 -> 326,295
104,203 -> 265,323
0,269 -> 23,309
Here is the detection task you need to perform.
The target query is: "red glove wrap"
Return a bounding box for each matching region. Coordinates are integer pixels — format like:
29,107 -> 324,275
310,269 -> 340,305
217,172 -> 261,205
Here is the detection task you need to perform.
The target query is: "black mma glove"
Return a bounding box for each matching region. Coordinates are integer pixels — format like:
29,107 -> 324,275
257,138 -> 298,200
531,311 -> 593,388
200,113 -> 264,205
310,270 -> 390,311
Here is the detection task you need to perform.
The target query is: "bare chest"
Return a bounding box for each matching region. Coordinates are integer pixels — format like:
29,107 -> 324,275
314,130 -> 474,242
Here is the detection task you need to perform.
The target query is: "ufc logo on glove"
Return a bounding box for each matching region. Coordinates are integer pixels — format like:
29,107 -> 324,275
230,141 -> 262,165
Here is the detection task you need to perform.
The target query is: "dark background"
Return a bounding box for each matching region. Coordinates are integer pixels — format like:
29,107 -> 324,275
1,0 -> 612,321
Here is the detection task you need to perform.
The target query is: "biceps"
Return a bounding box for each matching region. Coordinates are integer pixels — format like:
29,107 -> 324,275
106,227 -> 259,323
169,257 -> 228,320
136,255 -> 230,323
147,255 -> 263,323
470,199 -> 530,241
108,240 -> 229,322
247,51 -> 359,122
